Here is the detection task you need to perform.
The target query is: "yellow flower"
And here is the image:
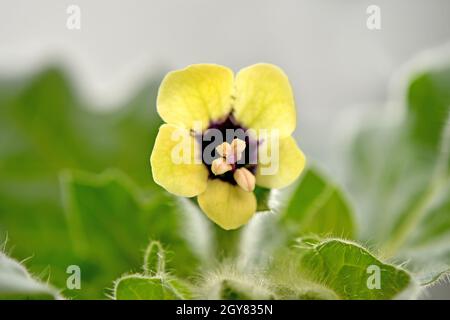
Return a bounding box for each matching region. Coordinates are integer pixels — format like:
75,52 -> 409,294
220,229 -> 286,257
150,63 -> 306,230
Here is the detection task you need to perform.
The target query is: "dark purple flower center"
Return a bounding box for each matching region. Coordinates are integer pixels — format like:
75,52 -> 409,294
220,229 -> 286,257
195,113 -> 259,185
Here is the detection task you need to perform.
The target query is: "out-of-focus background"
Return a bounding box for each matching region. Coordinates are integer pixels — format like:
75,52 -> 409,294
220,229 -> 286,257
0,0 -> 449,299
1,0 -> 449,161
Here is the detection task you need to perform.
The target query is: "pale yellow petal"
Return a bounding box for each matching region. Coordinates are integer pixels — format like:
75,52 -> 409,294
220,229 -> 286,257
157,64 -> 234,130
256,136 -> 306,189
233,63 -> 296,137
198,179 -> 256,230
150,124 -> 208,197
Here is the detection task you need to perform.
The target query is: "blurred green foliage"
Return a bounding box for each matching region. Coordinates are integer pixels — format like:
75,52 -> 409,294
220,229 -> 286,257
61,170 -> 201,298
1,52 -> 450,300
0,67 -> 168,298
345,63 -> 450,284
282,168 -> 355,239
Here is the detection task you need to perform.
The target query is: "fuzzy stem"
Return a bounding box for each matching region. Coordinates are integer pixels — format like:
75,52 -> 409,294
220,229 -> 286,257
213,224 -> 242,260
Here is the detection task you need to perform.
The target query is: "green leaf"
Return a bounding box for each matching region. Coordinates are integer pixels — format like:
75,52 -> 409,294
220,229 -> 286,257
382,65 -> 450,255
396,182 -> 450,285
291,239 -> 416,299
0,67 -> 164,297
345,123 -> 436,244
407,66 -> 450,159
407,183 -> 450,248
282,168 -> 355,239
0,252 -> 61,300
0,69 -> 84,295
0,67 -> 163,180
238,167 -> 356,270
343,51 -> 450,287
113,275 -> 191,300
379,66 -> 450,277
61,169 -> 202,298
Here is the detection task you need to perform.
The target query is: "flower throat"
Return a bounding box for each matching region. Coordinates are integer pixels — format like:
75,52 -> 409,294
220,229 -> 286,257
196,113 -> 259,185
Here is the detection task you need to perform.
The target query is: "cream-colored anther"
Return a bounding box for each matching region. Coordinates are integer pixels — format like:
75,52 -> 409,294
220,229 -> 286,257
211,157 -> 232,175
233,167 -> 255,192
231,139 -> 246,154
215,142 -> 232,157
230,139 -> 246,162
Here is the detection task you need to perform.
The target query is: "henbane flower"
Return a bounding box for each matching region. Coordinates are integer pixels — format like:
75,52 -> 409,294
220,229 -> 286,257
150,63 -> 306,230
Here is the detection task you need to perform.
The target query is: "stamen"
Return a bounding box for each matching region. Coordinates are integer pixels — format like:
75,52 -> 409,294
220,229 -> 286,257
215,142 -> 232,158
211,158 -> 232,175
228,138 -> 246,163
231,138 -> 246,155
233,167 -> 255,192
200,114 -> 259,185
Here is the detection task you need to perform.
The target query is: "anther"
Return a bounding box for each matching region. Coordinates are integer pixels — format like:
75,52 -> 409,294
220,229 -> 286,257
211,157 -> 232,175
233,167 -> 255,192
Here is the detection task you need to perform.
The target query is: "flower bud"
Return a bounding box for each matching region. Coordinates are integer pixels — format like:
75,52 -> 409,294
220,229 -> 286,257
233,167 -> 255,192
